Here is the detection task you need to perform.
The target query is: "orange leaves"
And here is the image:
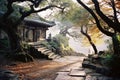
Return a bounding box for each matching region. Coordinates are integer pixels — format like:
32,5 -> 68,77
116,0 -> 120,9
82,26 -> 104,46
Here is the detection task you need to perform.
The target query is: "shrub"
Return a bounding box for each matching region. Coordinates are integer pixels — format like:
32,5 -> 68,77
6,52 -> 34,62
101,54 -> 113,67
53,34 -> 69,48
101,53 -> 120,76
39,40 -> 53,51
51,34 -> 74,55
40,34 -> 75,56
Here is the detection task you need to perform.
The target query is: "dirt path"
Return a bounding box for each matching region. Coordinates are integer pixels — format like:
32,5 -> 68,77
0,56 -> 85,80
1,59 -> 66,80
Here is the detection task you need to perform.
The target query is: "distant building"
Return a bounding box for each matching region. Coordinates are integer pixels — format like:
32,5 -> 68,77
20,19 -> 55,42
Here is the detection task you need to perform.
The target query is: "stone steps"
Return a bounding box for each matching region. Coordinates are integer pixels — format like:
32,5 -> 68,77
48,52 -> 55,57
30,44 -> 61,60
55,72 -> 85,80
54,56 -> 118,80
69,69 -> 86,77
37,47 -> 47,51
55,68 -> 86,80
49,54 -> 60,59
82,56 -> 120,80
43,50 -> 51,53
82,59 -> 110,76
55,57 -> 86,80
33,45 -> 43,48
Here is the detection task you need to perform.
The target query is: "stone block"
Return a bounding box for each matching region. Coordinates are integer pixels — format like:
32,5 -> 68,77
69,69 -> 86,77
55,74 -> 84,80
56,72 -> 69,75
82,61 -> 90,68
84,68 -> 93,74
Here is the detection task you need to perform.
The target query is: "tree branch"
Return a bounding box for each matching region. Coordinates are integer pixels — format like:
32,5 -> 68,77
110,0 -> 119,23
76,0 -> 114,37
81,26 -> 98,54
19,4 -> 64,20
92,0 -> 120,32
34,5 -> 65,13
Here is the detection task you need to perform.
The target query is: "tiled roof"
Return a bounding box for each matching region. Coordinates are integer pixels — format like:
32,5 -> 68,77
24,19 -> 56,28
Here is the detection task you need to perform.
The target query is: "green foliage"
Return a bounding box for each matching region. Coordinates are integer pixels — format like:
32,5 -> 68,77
70,8 -> 90,25
40,34 -> 74,55
21,42 -> 31,50
116,34 -> 120,42
40,40 -> 52,49
39,34 -> 67,50
51,0 -> 72,7
0,38 -> 9,47
49,40 -> 60,49
51,34 -> 74,55
0,0 -> 21,17
101,54 -> 113,67
38,0 -> 48,7
101,52 -> 120,71
0,0 -> 7,12
54,1 -> 76,19
0,0 -> 23,23
0,30 -> 10,50
102,55 -> 120,76
10,4 -> 22,19
53,34 -> 69,48
56,3 -> 92,27
39,40 -> 59,54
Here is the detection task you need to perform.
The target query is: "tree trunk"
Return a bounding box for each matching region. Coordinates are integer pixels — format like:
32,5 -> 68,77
81,26 -> 98,54
0,23 -> 22,53
112,34 -> 120,55
82,34 -> 98,54
89,41 -> 98,54
8,29 -> 22,52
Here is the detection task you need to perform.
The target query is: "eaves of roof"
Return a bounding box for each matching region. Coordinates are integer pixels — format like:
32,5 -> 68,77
24,19 -> 56,28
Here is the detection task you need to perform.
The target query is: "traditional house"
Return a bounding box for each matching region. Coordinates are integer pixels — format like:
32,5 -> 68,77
21,19 -> 55,42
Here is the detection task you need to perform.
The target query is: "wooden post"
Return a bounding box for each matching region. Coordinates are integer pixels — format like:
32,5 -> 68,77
33,29 -> 35,42
36,30 -> 40,41
26,29 -> 29,38
40,28 -> 46,40
35,28 -> 38,42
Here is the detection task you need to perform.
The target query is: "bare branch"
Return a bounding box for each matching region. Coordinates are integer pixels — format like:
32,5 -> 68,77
110,0 -> 119,23
34,5 -> 65,13
81,26 -> 98,54
92,0 -> 120,32
77,0 -> 114,37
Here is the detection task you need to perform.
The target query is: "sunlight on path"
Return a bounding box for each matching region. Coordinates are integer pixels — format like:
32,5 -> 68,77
55,56 -> 86,80
54,56 -> 85,63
